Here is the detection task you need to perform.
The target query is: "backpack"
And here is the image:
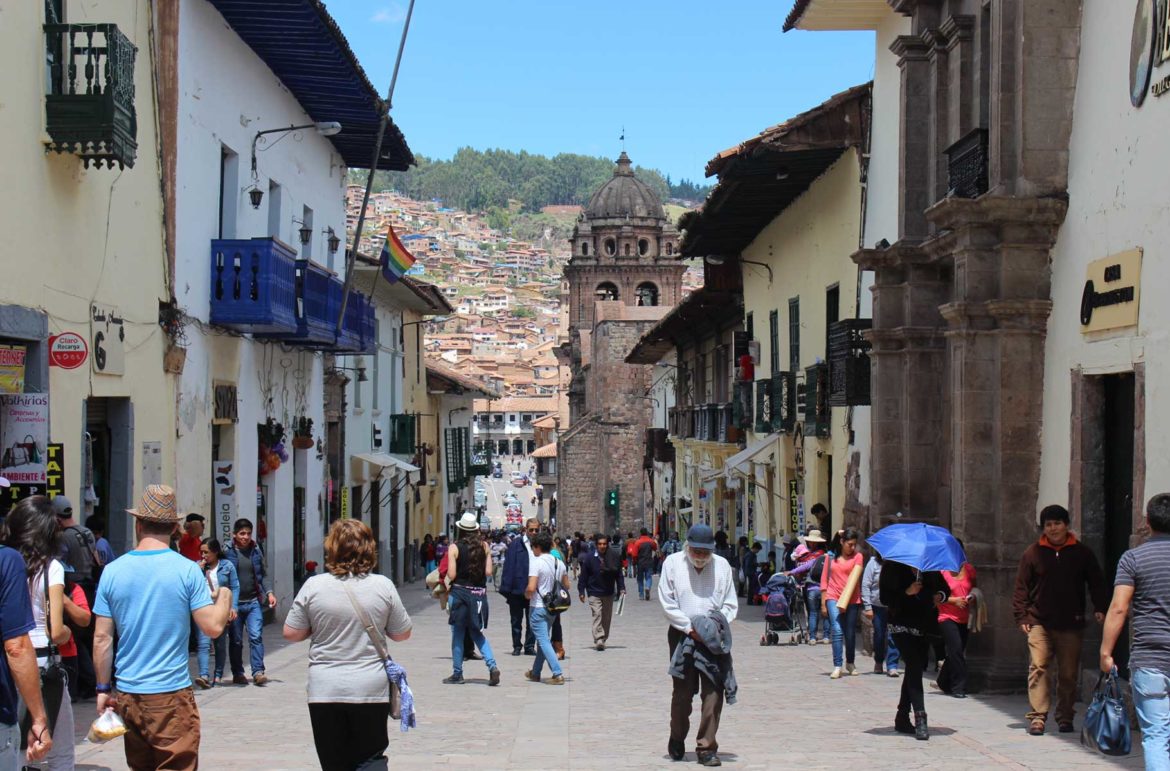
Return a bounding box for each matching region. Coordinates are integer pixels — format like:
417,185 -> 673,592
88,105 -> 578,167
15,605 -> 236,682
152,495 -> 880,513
62,525 -> 98,584
541,557 -> 571,614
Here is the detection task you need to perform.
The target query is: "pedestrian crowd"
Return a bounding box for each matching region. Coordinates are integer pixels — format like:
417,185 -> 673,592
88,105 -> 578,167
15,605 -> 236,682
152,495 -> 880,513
4,479 -> 1170,771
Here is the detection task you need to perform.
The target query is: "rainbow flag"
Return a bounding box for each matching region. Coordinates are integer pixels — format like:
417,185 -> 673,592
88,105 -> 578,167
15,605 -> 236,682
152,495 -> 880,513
379,224 -> 416,284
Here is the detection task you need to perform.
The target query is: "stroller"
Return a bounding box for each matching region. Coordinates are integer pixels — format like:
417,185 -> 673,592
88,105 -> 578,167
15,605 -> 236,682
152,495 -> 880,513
758,573 -> 809,646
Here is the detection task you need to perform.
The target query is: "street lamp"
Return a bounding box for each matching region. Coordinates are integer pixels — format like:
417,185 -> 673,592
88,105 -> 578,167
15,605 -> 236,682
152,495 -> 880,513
248,122 -> 343,209
704,254 -> 773,284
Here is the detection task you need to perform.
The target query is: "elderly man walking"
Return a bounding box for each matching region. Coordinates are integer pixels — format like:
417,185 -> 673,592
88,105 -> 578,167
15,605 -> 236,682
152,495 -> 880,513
577,533 -> 625,650
659,524 -> 738,767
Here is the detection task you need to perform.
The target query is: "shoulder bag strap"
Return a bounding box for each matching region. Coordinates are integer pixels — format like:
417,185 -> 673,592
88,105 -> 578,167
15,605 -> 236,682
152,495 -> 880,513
340,578 -> 390,661
43,565 -> 59,658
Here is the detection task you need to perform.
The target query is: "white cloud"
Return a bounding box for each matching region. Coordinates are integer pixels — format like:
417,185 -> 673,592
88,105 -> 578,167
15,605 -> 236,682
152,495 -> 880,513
371,5 -> 406,24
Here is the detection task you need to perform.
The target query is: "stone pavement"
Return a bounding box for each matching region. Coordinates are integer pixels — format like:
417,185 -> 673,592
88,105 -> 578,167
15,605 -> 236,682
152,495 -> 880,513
68,575 -> 1141,770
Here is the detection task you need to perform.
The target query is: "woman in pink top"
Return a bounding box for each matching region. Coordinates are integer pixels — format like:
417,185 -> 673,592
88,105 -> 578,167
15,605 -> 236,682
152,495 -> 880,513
821,528 -> 865,678
936,544 -> 976,698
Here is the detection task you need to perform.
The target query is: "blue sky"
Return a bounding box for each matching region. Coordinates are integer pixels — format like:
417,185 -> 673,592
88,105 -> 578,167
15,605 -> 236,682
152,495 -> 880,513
328,1 -> 876,183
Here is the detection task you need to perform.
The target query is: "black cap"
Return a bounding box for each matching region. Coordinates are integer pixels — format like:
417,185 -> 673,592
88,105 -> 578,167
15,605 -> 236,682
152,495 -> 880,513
185,513 -> 206,524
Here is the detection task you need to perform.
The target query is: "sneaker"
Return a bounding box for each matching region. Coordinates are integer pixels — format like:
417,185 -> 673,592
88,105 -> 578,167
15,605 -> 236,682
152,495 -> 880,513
194,676 -> 210,690
887,668 -> 901,678
830,667 -> 842,679
696,750 -> 722,767
953,691 -> 968,699
253,672 -> 269,686
595,643 -> 605,651
548,674 -> 565,685
929,680 -> 940,691
1028,719 -> 1045,736
524,670 -> 540,683
523,648 -> 536,656
511,647 -> 522,656
443,673 -> 465,685
489,668 -> 500,687
667,738 -> 685,761
846,663 -> 860,676
1058,722 -> 1073,733
232,675 -> 249,685
818,638 -> 828,645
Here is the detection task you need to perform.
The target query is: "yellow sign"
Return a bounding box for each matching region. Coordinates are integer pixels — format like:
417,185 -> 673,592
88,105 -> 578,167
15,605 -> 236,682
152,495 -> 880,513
0,345 -> 26,394
340,485 -> 349,519
1080,249 -> 1142,334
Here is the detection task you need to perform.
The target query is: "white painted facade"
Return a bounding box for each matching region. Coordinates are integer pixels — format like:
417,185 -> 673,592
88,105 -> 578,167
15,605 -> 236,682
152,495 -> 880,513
1038,0 -> 1169,507
172,0 -> 350,613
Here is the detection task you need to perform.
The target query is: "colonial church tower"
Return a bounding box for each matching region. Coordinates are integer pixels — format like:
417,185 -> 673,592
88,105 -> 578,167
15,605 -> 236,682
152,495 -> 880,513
557,153 -> 685,534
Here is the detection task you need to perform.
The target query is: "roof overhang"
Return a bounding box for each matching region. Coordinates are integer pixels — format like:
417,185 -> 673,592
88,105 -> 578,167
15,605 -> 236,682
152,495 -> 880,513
207,0 -> 412,171
680,82 -> 871,258
350,452 -> 419,484
354,256 -> 454,314
783,0 -> 894,32
626,288 -> 744,365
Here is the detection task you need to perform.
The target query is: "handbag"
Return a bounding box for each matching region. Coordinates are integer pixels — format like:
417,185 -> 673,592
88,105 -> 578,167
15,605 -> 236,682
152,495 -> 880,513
340,580 -> 403,721
20,566 -> 67,748
541,558 -> 571,614
1081,668 -> 1131,756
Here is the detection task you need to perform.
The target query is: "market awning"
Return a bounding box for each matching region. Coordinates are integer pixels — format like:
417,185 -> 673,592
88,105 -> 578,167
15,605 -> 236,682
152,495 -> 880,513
722,434 -> 780,478
351,452 -> 420,482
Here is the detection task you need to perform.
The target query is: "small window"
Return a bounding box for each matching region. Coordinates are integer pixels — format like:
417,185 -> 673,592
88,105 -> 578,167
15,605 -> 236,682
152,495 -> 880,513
581,241 -> 589,256
666,242 -> 674,255
604,238 -> 616,256
509,414 -> 517,423
636,282 -> 659,307
638,239 -> 649,256
624,243 -> 631,256
596,282 -> 619,301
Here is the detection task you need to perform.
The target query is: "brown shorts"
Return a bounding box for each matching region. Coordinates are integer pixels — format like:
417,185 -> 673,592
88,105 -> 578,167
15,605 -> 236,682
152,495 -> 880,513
119,687 -> 200,770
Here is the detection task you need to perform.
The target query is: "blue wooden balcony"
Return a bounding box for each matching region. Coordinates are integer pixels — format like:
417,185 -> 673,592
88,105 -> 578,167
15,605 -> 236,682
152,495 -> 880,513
256,259 -> 337,346
209,238 -> 297,333
334,291 -> 369,353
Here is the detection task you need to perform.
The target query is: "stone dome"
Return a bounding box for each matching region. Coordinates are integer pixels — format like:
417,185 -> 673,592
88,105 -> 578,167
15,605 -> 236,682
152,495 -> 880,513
584,152 -> 666,221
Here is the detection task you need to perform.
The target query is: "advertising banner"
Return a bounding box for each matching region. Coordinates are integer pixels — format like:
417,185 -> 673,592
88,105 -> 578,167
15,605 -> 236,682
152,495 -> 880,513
213,461 -> 236,543
0,394 -> 49,492
0,346 -> 26,394
45,443 -> 64,499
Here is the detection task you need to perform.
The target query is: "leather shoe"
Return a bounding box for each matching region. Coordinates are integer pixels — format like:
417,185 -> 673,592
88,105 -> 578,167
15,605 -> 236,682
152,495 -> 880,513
667,738 -> 685,761
1058,722 -> 1074,733
696,751 -> 722,767
511,647 -> 521,656
523,648 -> 536,656
232,675 -> 249,685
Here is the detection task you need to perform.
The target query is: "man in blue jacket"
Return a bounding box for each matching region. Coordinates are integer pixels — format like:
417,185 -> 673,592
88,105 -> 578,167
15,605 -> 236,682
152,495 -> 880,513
499,519 -> 538,655
578,533 -> 625,650
223,519 -> 277,685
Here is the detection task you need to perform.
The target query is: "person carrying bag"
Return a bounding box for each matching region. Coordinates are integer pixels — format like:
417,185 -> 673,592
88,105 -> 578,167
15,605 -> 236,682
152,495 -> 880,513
341,582 -> 415,733
20,569 -> 67,748
1081,668 -> 1130,757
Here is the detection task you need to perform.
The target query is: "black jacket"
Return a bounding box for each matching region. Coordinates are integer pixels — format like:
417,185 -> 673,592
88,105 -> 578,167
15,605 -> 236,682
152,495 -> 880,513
578,550 -> 625,598
880,561 -> 949,637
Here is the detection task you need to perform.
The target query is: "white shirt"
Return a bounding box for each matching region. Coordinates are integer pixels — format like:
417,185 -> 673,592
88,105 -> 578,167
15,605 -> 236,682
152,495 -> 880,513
657,552 -> 738,634
527,553 -> 562,609
29,559 -> 65,649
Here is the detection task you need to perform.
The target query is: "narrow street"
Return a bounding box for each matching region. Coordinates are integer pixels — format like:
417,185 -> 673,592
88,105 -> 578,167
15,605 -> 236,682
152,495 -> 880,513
72,576 -> 1135,770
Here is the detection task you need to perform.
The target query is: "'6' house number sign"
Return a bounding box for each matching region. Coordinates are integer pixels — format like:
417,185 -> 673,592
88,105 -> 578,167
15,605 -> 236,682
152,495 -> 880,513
90,304 -> 125,375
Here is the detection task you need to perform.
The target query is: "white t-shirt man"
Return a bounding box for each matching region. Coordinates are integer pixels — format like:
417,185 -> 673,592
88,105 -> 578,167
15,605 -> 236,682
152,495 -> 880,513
528,553 -> 562,609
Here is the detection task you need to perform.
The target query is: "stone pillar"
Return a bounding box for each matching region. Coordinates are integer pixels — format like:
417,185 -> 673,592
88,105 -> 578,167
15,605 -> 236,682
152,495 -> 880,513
891,35 -> 934,241
942,16 -> 977,139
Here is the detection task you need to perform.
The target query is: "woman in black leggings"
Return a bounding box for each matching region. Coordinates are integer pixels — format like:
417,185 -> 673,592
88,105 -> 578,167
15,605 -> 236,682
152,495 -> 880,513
880,560 -> 949,740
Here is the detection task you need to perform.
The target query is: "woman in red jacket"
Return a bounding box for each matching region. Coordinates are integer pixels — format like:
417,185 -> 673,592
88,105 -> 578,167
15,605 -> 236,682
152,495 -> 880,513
936,541 -> 976,698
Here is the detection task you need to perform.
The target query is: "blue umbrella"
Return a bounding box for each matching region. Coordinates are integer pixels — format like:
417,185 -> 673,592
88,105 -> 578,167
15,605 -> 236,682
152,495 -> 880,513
866,523 -> 966,573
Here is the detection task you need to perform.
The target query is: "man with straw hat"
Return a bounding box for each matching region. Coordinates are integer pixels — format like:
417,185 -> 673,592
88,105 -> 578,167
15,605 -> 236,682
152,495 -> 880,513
92,484 -> 233,770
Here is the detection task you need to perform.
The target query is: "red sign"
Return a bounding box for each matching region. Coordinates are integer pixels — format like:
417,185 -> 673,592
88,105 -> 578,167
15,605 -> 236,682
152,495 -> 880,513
49,332 -> 88,369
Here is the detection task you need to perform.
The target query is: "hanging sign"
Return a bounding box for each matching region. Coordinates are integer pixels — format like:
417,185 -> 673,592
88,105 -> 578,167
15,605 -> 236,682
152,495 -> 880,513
90,304 -> 125,375
0,346 -> 26,394
214,461 -> 236,543
49,332 -> 88,370
340,485 -> 350,519
0,393 -> 49,487
1081,249 -> 1142,334
45,443 -> 64,499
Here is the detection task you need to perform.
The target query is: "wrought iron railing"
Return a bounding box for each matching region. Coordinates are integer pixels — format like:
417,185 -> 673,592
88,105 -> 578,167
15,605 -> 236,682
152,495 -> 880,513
43,23 -> 137,168
828,319 -> 872,407
945,128 -> 989,199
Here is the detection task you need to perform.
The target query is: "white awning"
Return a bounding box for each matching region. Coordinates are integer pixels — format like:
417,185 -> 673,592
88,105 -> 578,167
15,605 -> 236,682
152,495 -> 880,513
722,434 -> 780,478
351,452 -> 420,483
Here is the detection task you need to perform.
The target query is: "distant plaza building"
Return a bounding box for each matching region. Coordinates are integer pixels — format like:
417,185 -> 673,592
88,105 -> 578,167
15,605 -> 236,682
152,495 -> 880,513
557,152 -> 685,535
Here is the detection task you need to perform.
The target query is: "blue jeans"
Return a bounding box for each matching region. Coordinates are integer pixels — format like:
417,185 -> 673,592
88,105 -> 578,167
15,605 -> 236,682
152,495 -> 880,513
638,566 -> 654,596
197,628 -> 228,680
806,588 -> 826,641
451,623 -> 497,678
229,598 -> 266,677
0,720 -> 18,771
529,606 -> 562,678
827,602 -> 860,668
1132,667 -> 1170,771
871,607 -> 900,670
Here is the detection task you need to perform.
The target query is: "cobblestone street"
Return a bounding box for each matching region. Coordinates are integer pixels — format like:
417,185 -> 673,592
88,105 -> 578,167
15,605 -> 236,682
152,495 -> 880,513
64,576 -> 1142,770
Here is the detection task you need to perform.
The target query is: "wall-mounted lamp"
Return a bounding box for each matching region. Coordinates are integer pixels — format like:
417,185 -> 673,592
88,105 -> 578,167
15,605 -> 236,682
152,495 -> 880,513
293,219 -> 312,246
249,121 -> 343,212
329,364 -> 367,382
326,228 -> 341,255
703,254 -> 773,284
248,186 -> 264,209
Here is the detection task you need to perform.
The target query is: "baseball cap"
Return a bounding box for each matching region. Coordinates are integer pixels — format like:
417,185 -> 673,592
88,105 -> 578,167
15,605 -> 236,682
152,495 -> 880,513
186,513 -> 206,524
686,523 -> 716,550
51,495 -> 74,517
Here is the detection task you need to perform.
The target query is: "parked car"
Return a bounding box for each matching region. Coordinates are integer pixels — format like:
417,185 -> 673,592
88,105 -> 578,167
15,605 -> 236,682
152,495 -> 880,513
492,467 -> 503,478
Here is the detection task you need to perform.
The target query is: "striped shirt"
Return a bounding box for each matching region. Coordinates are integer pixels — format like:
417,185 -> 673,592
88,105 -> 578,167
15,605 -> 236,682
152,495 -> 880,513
657,552 -> 738,634
1115,534 -> 1170,675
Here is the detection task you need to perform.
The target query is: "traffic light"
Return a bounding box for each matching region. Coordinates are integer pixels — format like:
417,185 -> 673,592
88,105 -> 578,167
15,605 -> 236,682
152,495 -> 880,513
606,486 -> 619,509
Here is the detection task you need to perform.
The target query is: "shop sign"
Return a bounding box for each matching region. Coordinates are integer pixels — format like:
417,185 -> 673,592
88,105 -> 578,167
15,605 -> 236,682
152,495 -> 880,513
0,393 -> 48,487
789,479 -> 799,534
214,461 -> 236,543
90,304 -> 125,375
0,345 -> 26,394
49,332 -> 88,370
1081,249 -> 1142,333
340,485 -> 349,519
1132,0 -> 1170,106
45,443 -> 64,499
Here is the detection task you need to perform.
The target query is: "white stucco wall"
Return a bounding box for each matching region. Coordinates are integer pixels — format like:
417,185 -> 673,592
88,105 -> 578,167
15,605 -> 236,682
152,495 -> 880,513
1038,0 -> 1170,509
173,0 -> 350,610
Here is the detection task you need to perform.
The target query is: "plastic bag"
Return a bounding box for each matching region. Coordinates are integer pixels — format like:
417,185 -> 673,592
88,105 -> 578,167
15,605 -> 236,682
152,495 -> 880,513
86,708 -> 128,743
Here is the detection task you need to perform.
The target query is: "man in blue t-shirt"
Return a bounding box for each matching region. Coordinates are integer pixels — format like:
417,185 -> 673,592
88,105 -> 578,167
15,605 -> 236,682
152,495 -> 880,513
1,544 -> 52,766
93,485 -> 232,770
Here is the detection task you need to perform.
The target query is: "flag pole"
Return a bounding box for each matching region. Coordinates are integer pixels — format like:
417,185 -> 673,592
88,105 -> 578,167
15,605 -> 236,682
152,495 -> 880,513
336,0 -> 418,334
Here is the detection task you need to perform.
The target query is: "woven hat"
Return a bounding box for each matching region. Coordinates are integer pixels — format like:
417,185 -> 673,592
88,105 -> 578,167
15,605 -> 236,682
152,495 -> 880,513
801,529 -> 828,544
455,511 -> 480,531
127,484 -> 179,524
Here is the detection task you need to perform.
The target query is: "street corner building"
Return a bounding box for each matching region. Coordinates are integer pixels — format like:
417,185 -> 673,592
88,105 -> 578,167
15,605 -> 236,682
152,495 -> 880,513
557,153 -> 686,537
785,0 -> 1167,691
